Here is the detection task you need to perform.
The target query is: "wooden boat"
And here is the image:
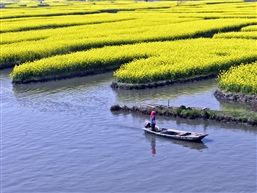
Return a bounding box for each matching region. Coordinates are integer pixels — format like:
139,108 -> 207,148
143,121 -> 208,142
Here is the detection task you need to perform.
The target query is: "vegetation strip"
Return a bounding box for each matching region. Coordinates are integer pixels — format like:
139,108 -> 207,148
110,104 -> 257,126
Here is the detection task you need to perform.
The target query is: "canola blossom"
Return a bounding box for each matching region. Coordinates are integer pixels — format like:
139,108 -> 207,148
3,0 -> 257,96
1,18 -> 256,69
218,62 -> 257,95
213,31 -> 257,39
11,38 -> 257,84
10,45 -> 152,83
0,14 -> 134,33
241,25 -> 257,32
1,0 -> 256,69
113,38 -> 257,84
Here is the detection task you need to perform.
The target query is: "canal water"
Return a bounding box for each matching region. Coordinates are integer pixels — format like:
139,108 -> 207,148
1,69 -> 256,193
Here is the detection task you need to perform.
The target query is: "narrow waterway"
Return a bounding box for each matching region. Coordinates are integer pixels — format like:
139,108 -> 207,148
1,69 -> 256,193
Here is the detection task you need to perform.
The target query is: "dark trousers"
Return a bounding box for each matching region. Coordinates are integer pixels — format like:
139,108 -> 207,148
151,124 -> 156,131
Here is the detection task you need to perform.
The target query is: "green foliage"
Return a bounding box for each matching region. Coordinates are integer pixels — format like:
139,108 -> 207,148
242,118 -> 248,123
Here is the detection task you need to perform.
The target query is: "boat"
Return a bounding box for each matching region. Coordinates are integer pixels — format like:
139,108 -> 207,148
143,121 -> 208,142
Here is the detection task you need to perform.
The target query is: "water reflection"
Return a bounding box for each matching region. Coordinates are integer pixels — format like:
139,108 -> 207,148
114,79 -> 218,106
144,131 -> 208,154
2,68 -> 257,193
10,72 -> 116,116
216,97 -> 257,112
12,72 -> 114,95
113,78 -> 256,114
151,137 -> 156,156
8,68 -> 256,115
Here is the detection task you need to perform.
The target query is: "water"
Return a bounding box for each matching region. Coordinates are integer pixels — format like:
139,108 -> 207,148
1,69 -> 256,193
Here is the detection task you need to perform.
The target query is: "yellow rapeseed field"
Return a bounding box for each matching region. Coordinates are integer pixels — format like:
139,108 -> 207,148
218,62 -> 257,95
11,38 -> 257,84
2,0 -> 257,94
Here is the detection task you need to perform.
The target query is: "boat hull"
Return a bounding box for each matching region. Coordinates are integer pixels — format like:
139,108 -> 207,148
143,127 -> 208,142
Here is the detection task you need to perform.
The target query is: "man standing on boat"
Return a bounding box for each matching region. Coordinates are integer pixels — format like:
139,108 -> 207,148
150,111 -> 157,131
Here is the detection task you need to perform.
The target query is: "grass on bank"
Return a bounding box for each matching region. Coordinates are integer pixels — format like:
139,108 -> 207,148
111,104 -> 257,126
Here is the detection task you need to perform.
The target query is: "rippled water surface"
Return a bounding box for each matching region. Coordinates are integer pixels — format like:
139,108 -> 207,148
1,69 -> 256,193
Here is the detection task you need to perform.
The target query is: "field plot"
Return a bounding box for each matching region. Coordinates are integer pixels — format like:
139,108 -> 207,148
1,0 -> 257,94
11,38 -> 257,84
218,61 -> 257,95
2,18 -> 256,69
214,24 -> 257,39
0,14 -> 135,33
214,31 -> 257,39
1,1 -> 171,19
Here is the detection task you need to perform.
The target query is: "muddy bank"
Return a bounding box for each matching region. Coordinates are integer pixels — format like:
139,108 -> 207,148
110,104 -> 257,126
111,74 -> 216,89
214,89 -> 257,103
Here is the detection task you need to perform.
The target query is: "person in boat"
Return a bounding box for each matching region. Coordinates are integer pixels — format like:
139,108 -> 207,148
150,111 -> 157,131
